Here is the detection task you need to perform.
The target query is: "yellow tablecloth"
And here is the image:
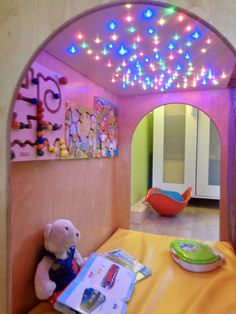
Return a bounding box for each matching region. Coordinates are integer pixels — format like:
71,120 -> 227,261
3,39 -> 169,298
29,229 -> 236,314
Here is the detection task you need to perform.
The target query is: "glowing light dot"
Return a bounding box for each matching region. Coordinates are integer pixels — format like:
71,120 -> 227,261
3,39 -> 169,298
107,62 -> 112,68
173,34 -> 180,40
165,6 -> 176,15
221,72 -> 227,79
108,21 -> 117,30
186,25 -> 192,32
125,4 -> 132,9
158,18 -> 166,25
184,52 -> 191,59
143,8 -> 154,19
87,49 -> 93,55
111,78 -> 116,83
77,33 -> 83,40
81,42 -> 88,49
111,34 -> 118,41
176,64 -> 182,71
213,79 -> 219,85
201,48 -> 207,53
128,26 -> 136,33
178,49 -> 183,54
169,54 -> 174,60
94,37 -> 101,44
192,30 -> 201,39
122,61 -> 126,67
178,15 -> 184,22
206,38 -> 212,44
139,51 -> 144,56
118,44 -> 128,56
69,45 -> 77,54
101,48 -> 108,55
186,41 -> 192,47
95,55 -> 100,60
153,47 -> 158,52
136,36 -> 141,42
168,42 -> 175,50
177,83 -> 181,88
148,27 -> 155,34
126,15 -> 133,22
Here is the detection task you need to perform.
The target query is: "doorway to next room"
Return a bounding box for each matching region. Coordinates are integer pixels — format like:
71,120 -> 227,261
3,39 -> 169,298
130,104 -> 220,241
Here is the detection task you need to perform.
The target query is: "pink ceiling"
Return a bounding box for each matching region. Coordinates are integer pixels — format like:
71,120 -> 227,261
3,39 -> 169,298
44,2 -> 236,96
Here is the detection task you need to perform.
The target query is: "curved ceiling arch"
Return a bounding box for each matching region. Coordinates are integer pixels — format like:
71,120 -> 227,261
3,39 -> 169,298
44,1 -> 236,96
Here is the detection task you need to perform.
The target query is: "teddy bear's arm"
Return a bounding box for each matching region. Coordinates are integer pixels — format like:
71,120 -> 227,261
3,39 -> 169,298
34,256 -> 57,300
74,249 -> 84,267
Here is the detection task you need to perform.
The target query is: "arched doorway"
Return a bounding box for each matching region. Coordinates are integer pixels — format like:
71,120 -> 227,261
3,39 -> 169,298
130,103 -> 220,240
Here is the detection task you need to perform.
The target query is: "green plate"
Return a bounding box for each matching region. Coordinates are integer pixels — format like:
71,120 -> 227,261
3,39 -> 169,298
170,239 -> 221,265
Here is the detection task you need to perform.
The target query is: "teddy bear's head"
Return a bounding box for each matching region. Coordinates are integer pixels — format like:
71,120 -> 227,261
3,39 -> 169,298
44,219 -> 80,256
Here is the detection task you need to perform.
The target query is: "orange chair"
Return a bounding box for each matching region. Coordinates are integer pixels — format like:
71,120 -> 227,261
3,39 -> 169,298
145,187 -> 192,216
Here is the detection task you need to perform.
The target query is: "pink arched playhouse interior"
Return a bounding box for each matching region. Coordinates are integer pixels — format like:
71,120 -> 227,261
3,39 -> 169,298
5,1 -> 236,313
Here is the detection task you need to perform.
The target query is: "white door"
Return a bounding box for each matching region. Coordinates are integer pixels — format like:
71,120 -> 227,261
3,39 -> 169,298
152,104 -> 197,194
196,111 -> 220,199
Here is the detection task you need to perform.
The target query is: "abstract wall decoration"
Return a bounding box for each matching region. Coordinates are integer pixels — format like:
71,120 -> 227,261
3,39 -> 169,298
11,61 -> 119,161
65,102 -> 96,158
95,97 -> 118,158
11,62 -> 68,161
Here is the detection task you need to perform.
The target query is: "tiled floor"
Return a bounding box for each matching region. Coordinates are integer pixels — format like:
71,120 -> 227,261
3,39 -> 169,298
130,198 -> 220,241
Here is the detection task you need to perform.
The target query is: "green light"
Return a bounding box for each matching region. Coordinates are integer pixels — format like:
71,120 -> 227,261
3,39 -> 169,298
173,34 -> 180,41
101,48 -> 108,55
164,6 -> 176,15
128,26 -> 136,33
81,42 -> 88,49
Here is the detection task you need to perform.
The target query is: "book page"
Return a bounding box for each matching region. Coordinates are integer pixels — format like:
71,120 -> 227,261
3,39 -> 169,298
55,253 -> 135,314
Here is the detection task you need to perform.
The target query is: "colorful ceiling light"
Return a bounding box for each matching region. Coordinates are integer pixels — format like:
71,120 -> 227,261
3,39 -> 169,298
61,3 -> 234,94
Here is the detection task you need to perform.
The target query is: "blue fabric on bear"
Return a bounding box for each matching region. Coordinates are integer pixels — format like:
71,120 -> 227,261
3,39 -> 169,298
156,190 -> 184,202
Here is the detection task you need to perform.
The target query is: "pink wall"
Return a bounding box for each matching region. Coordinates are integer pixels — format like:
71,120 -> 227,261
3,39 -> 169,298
10,51 -> 123,314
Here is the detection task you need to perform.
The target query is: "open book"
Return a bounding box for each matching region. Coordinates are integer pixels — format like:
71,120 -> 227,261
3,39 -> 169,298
54,252 -> 136,314
102,249 -> 152,283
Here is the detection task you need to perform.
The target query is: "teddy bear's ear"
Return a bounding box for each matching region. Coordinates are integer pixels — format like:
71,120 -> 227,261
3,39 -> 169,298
44,223 -> 53,240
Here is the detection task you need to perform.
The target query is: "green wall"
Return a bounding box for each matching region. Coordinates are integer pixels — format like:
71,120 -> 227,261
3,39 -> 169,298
131,112 -> 153,205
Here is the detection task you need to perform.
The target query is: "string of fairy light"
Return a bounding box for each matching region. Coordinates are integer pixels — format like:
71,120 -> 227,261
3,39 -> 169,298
68,4 -> 228,92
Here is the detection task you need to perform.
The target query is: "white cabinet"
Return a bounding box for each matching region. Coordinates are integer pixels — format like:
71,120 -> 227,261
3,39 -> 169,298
152,104 -> 220,199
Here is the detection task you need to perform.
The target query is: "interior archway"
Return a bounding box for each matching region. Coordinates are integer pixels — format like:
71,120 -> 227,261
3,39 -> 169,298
130,103 -> 220,240
7,1 -> 236,313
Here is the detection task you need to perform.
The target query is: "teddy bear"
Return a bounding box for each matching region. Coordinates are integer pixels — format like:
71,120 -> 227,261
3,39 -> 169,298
34,218 -> 84,300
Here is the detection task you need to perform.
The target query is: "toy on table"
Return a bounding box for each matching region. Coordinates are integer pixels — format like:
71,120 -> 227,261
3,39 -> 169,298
170,239 -> 224,272
34,219 -> 84,300
145,187 -> 192,216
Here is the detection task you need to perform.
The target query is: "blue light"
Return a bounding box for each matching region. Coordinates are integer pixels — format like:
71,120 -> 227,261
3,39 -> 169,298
168,42 -> 175,50
176,64 -> 182,71
155,52 -> 160,59
118,44 -> 128,56
148,27 -> 155,34
68,45 -> 77,54
192,30 -> 201,39
184,52 -> 191,60
143,8 -> 154,19
208,69 -> 213,79
108,21 -> 117,31
202,78 -> 207,85
108,43 -> 114,49
145,57 -> 150,63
